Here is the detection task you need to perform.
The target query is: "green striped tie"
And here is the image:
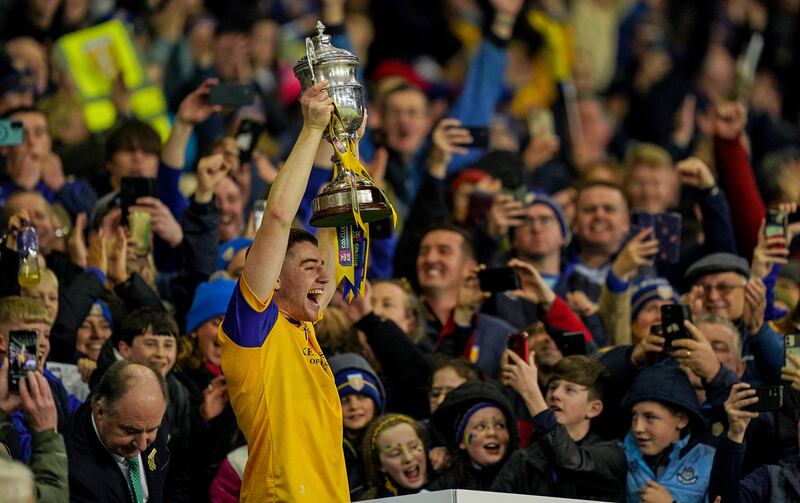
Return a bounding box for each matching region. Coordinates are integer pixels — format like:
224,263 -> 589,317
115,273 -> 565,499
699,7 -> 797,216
126,457 -> 144,503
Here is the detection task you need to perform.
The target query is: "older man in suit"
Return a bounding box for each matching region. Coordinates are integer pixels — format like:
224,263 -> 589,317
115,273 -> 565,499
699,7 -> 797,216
66,360 -> 169,502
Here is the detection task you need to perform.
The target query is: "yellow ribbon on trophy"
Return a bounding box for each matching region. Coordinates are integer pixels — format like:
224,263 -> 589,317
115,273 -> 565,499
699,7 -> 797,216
326,104 -> 397,302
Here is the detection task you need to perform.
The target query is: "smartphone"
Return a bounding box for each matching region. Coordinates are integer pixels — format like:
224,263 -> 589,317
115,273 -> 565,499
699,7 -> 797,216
236,119 -> 264,164
463,126 -> 490,149
0,119 -> 24,146
478,267 -> 520,293
208,83 -> 255,107
743,385 -> 784,413
661,304 -> 693,351
253,199 -> 266,231
119,176 -> 157,225
464,191 -> 495,230
8,329 -> 38,393
528,109 -> 555,138
765,209 -> 788,244
786,334 -> 800,369
655,212 -> 682,263
630,211 -> 682,263
507,332 -> 529,361
554,331 -> 587,356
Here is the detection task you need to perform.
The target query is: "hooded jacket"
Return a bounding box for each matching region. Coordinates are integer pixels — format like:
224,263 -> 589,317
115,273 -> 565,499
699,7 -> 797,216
621,365 -> 715,503
428,381 -> 518,491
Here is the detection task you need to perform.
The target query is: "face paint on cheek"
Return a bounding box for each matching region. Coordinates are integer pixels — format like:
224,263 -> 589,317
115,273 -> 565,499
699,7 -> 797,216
464,431 -> 475,447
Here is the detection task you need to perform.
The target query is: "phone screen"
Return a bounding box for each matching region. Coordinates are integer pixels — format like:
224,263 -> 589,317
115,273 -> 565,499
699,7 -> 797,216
8,329 -> 38,392
208,84 -> 255,107
464,191 -> 494,230
743,385 -> 784,413
507,333 -> 529,361
253,199 -> 266,231
120,176 -> 157,225
236,119 -> 264,163
478,267 -> 520,293
463,126 -> 490,149
765,210 -> 788,240
786,334 -> 800,369
629,211 -> 682,263
554,332 -> 587,356
661,304 -> 692,351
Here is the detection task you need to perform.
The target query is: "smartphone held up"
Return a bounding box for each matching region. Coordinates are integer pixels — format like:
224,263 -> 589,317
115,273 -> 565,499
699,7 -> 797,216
8,329 -> 39,393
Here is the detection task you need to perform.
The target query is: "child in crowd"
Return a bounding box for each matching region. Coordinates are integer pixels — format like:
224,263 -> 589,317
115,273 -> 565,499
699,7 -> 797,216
20,267 -> 59,321
429,381 -> 517,491
428,355 -> 481,414
361,414 -> 429,499
494,353 -> 627,501
622,365 -> 716,503
330,353 -> 386,501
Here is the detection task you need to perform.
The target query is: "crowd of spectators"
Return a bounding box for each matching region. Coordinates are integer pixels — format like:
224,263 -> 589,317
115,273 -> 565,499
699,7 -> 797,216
1,0 -> 800,501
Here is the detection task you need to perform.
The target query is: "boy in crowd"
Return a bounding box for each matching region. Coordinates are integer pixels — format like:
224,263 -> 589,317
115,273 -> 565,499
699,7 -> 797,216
494,353 -> 626,501
329,353 -> 386,501
116,307 -> 193,502
622,365 -> 715,503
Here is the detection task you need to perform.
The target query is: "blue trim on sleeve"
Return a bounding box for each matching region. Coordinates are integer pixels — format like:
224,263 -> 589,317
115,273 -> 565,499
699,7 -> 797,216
605,269 -> 630,293
220,280 -> 279,348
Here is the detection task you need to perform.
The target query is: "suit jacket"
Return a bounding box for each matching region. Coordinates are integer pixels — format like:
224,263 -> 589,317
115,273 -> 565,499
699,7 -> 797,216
65,402 -> 170,503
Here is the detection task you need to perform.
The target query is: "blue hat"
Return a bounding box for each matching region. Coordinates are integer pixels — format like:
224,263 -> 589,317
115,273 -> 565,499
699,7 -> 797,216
186,279 -> 237,334
455,401 -> 496,445
217,237 -> 253,272
631,278 -> 679,320
330,353 -> 385,413
622,364 -> 706,435
522,191 -> 571,242
88,301 -> 113,329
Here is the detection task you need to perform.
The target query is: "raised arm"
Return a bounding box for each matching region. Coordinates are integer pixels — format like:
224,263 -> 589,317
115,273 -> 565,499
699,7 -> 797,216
241,82 -> 334,301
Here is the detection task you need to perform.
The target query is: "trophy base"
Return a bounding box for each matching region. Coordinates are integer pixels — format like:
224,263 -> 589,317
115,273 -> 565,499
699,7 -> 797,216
310,187 -> 393,228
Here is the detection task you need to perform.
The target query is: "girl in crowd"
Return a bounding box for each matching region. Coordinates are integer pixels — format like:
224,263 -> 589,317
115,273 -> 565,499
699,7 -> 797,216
429,381 -> 517,491
361,414 -> 429,499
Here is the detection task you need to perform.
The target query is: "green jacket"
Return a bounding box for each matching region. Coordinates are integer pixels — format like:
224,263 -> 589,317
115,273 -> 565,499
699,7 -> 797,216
0,410 -> 69,502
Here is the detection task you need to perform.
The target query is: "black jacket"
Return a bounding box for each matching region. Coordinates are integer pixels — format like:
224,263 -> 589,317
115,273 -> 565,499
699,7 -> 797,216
174,365 -> 244,502
491,411 -> 626,502
65,402 -> 170,503
169,196 -> 219,334
354,313 -> 433,419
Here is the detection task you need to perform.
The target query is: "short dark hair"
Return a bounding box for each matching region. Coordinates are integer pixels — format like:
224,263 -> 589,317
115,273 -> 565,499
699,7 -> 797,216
419,221 -> 476,260
759,147 -> 800,206
429,355 -> 481,388
1,105 -> 46,120
548,355 -> 610,401
378,82 -> 428,112
92,360 -> 169,411
287,227 -> 318,252
105,119 -> 161,163
576,180 -> 630,211
118,307 -> 179,346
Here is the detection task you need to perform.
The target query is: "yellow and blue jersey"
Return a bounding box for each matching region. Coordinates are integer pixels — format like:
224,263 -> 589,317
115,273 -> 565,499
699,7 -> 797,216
219,276 -> 349,502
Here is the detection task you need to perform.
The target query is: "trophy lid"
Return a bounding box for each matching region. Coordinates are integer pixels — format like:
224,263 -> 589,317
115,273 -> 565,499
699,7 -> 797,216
294,21 -> 358,76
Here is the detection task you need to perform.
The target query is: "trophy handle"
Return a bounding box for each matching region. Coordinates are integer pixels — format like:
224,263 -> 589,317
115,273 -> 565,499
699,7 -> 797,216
305,37 -> 317,84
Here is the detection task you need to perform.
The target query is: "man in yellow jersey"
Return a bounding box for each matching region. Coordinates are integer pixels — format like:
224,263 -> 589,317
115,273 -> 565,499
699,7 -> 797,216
218,81 -> 349,502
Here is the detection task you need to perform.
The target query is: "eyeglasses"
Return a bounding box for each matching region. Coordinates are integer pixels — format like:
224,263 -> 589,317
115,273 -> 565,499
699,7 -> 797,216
522,215 -> 556,227
696,283 -> 745,297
